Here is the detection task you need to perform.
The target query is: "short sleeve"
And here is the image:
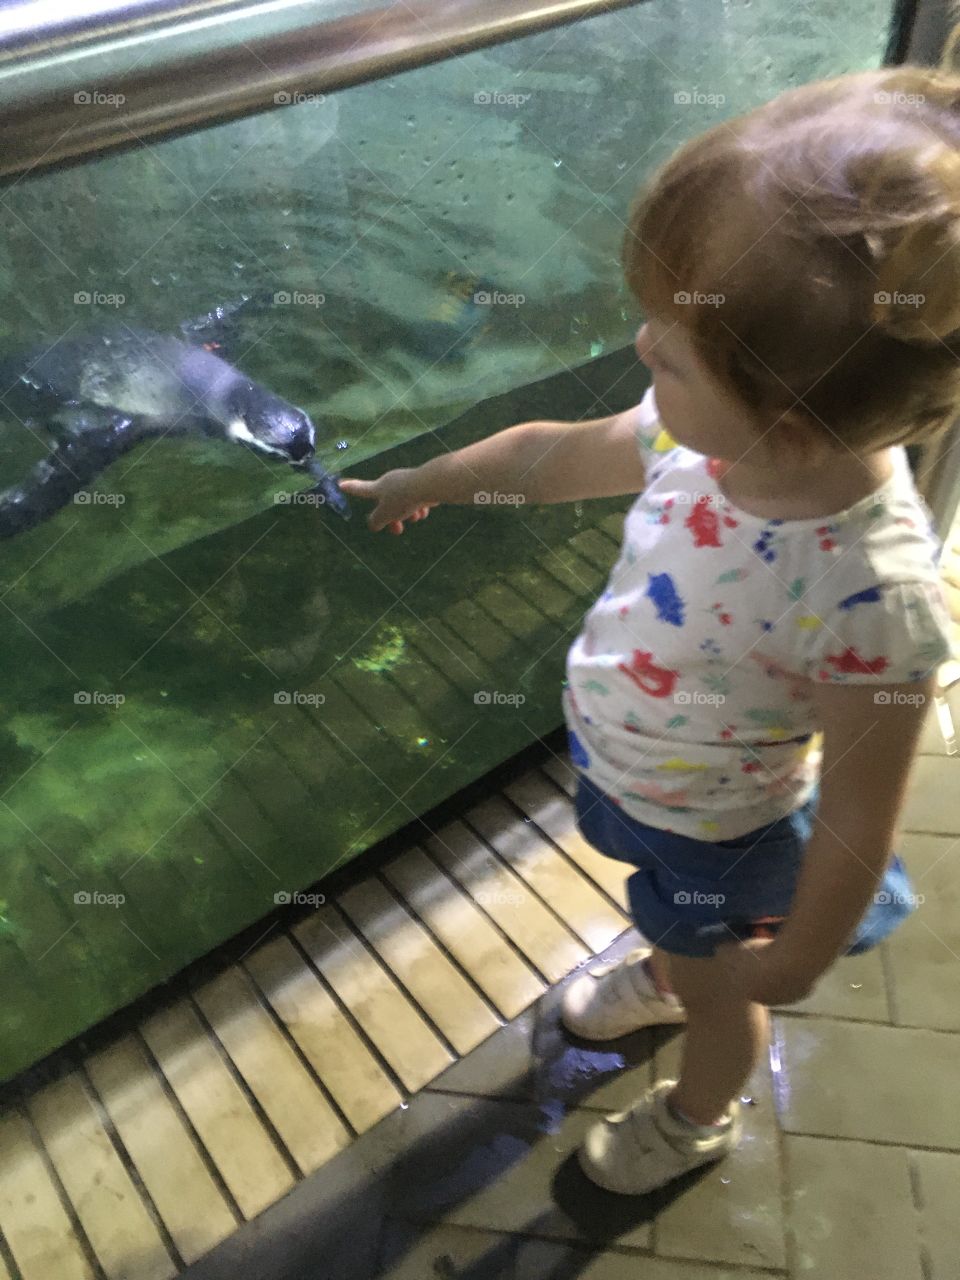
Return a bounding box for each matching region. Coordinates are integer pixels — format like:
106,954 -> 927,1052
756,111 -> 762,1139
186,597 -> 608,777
802,579 -> 954,684
633,385 -> 678,468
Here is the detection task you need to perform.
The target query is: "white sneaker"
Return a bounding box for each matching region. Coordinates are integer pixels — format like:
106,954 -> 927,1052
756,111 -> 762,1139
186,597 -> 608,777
579,1079 -> 742,1194
561,947 -> 686,1040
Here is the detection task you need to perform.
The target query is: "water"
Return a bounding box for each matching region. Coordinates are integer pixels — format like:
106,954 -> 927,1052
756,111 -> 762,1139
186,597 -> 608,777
0,0 -> 891,1079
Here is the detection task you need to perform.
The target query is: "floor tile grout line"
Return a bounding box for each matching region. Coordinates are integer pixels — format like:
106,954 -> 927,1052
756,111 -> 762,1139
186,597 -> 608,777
131,1025 -> 246,1230
282,925 -> 413,1107
0,1228 -> 21,1280
75,1058 -> 186,1274
907,1152 -> 935,1280
12,1082 -> 111,1280
458,809 -> 604,953
236,954 -> 361,1143
371,869 -> 510,1026
496,783 -> 631,917
415,838 -> 558,989
325,897 -> 464,1068
181,990 -> 304,1184
378,1213 -> 790,1275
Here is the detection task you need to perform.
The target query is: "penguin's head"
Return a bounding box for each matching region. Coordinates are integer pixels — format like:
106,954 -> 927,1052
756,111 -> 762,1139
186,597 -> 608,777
224,382 -> 315,463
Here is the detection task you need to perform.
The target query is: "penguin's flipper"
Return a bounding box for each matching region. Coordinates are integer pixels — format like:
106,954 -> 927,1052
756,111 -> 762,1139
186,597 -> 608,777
0,412 -> 199,539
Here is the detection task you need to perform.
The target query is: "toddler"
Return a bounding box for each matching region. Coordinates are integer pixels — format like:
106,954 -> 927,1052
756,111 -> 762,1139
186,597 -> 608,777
340,65 -> 957,1194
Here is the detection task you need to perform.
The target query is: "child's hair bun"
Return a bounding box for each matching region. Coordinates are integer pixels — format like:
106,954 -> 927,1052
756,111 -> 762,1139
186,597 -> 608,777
864,143 -> 960,344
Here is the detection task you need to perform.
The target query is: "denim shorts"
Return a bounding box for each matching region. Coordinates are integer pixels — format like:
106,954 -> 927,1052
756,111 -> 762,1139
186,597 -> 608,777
574,772 -> 917,958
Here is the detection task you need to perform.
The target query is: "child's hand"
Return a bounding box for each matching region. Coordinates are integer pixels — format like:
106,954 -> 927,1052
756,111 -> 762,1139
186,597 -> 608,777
714,937 -> 819,1006
337,470 -> 438,535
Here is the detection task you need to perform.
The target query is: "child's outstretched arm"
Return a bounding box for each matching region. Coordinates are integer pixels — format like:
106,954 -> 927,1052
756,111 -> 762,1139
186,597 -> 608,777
338,406 -> 647,534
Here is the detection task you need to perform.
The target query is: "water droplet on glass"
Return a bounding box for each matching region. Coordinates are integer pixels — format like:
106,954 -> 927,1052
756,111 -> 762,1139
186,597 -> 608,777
336,439 -> 349,451
399,1101 -> 409,1110
617,161 -> 627,171
740,1095 -> 756,1105
150,275 -> 161,286
590,339 -> 604,357
416,736 -> 429,748
553,158 -> 563,168
407,115 -> 416,126
720,1176 -> 731,1184
850,982 -> 863,990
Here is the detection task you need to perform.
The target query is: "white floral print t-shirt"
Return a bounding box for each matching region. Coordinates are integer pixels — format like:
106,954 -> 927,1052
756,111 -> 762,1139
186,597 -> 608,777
563,387 -> 953,841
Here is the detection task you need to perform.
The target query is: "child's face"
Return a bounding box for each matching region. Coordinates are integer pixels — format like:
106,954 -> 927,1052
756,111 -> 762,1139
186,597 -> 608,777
635,318 -> 765,462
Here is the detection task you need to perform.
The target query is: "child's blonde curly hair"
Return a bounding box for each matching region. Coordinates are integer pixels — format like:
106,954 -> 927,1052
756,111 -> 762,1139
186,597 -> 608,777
623,65 -> 960,452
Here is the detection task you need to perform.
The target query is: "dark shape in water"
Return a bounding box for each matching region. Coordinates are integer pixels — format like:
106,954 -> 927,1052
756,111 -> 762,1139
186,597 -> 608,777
0,314 -> 349,538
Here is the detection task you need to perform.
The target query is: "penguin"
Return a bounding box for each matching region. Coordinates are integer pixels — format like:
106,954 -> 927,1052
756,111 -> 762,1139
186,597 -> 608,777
0,316 -> 349,538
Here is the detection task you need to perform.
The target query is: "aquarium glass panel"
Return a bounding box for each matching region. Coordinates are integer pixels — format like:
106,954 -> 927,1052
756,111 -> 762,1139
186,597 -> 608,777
0,0 -> 893,1079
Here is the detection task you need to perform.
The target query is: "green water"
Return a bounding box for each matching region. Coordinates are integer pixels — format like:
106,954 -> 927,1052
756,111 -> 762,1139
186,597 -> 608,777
0,0 -> 893,1079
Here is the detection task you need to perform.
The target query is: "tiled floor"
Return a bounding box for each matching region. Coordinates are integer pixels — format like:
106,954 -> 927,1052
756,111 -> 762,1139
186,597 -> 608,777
170,691 -> 960,1280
